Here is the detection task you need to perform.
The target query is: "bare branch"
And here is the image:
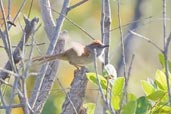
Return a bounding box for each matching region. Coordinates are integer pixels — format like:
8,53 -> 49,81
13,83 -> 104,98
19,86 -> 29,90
129,30 -> 163,52
39,0 -> 55,39
101,0 -> 111,66
93,49 -> 109,114
31,34 -> 65,113
0,0 -> 17,73
67,0 -> 88,12
0,16 -> 39,80
61,67 -> 88,114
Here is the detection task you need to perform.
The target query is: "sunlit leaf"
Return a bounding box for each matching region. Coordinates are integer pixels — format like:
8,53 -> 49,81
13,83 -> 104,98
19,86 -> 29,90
158,53 -> 171,71
83,103 -> 95,114
141,80 -> 155,96
86,73 -> 107,90
111,95 -> 120,110
112,77 -> 125,96
151,105 -> 171,114
155,70 -> 167,90
122,101 -> 137,114
128,93 -> 137,102
147,90 -> 166,101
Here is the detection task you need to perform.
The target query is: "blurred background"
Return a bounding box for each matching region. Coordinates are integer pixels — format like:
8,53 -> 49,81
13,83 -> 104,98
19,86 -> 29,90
0,0 -> 171,113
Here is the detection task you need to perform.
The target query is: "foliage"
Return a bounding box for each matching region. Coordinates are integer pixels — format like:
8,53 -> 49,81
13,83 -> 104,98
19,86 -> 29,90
85,62 -> 171,114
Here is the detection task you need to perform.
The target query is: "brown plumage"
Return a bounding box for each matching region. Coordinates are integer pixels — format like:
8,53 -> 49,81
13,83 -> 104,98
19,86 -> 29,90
32,40 -> 109,68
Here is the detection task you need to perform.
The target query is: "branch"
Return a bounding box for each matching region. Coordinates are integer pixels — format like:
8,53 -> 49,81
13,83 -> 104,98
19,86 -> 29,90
129,30 -> 163,52
61,67 -> 88,114
101,0 -> 111,66
0,16 -> 39,81
39,0 -> 55,39
31,32 -> 65,113
67,0 -> 88,12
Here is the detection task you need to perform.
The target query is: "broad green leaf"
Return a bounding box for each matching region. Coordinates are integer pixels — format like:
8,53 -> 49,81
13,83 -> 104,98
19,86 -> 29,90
111,95 -> 120,110
155,80 -> 165,90
158,53 -> 171,71
112,77 -> 125,96
86,73 -> 107,90
159,53 -> 165,67
83,103 -> 95,114
122,101 -> 137,114
141,80 -> 155,96
151,105 -> 171,114
155,70 -> 167,90
128,93 -> 137,102
135,96 -> 151,114
147,90 -> 166,101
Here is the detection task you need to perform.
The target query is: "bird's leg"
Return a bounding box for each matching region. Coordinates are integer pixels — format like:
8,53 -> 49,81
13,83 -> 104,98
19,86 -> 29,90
69,61 -> 80,70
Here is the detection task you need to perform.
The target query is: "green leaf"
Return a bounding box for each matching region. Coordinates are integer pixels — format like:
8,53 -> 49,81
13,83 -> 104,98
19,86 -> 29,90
122,101 -> 137,114
135,96 -> 151,114
86,73 -> 107,90
111,96 -> 121,110
147,90 -> 166,101
155,70 -> 167,90
151,105 -> 171,114
111,77 -> 125,110
83,103 -> 95,114
141,80 -> 155,96
112,77 -> 125,96
158,53 -> 171,71
155,80 -> 165,90
159,53 -> 165,67
128,93 -> 137,102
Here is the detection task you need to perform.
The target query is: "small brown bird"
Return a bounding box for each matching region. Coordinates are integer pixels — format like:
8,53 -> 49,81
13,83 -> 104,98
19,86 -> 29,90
33,40 -> 109,68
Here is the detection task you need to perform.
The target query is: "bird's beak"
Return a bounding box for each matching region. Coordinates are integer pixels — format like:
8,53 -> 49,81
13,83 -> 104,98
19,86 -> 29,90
101,45 -> 109,48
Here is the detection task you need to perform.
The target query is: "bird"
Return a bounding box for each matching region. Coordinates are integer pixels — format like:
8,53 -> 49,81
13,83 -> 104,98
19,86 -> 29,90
32,40 -> 109,69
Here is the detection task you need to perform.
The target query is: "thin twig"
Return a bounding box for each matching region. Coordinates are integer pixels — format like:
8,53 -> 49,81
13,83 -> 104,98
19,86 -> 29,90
93,49 -> 107,107
117,0 -> 127,110
67,0 -> 88,12
39,1 -> 95,40
52,8 -> 95,40
0,0 -> 17,73
0,78 -> 12,87
28,0 -> 34,18
0,42 -> 45,48
110,16 -> 153,32
125,54 -> 135,102
0,17 -> 39,80
0,68 -> 19,78
0,104 -> 23,109
129,30 -> 163,52
9,0 -> 27,29
7,0 -> 11,19
0,87 -> 7,107
56,78 -> 78,114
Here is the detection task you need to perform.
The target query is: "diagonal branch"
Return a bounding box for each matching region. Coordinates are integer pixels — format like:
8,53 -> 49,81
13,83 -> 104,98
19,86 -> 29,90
129,30 -> 163,52
67,0 -> 88,12
0,16 -> 39,81
29,0 -> 70,111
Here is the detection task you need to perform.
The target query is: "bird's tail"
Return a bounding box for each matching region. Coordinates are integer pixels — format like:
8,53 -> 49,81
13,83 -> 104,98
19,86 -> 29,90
32,53 -> 68,63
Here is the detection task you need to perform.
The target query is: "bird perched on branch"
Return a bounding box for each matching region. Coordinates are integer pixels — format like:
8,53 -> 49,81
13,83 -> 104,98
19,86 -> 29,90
32,40 -> 109,69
